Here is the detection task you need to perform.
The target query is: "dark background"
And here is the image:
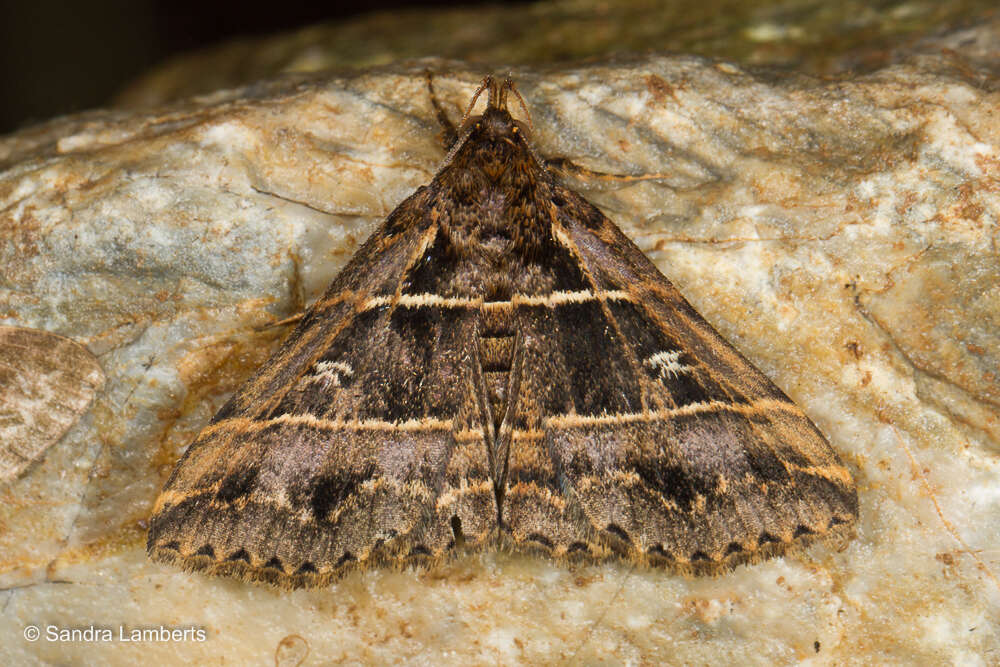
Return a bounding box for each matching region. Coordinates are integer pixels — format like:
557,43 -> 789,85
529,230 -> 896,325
0,0 -> 516,135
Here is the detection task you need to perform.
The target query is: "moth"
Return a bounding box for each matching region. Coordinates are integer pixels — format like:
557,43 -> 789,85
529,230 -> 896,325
0,325 -> 105,481
148,76 -> 857,588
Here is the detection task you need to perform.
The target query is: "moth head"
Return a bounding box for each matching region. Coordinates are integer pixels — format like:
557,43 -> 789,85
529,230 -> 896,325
441,75 -> 536,168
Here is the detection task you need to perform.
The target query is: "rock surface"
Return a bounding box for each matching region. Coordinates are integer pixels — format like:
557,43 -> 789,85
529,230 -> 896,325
1,15 -> 999,667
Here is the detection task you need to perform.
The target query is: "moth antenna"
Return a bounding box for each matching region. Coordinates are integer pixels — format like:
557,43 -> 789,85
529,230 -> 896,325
502,77 -> 535,134
497,76 -> 543,165
437,76 -> 502,171
460,76 -> 493,127
439,125 -> 476,172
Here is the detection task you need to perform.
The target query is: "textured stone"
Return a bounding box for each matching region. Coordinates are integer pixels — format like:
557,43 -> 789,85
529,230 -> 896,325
1,19 -> 999,667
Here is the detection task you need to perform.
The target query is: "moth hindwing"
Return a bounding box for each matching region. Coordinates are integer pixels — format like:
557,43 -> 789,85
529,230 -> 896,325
0,326 -> 105,482
147,76 -> 857,589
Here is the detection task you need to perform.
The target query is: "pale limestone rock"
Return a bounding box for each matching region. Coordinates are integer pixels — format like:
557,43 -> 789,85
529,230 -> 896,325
1,29 -> 998,667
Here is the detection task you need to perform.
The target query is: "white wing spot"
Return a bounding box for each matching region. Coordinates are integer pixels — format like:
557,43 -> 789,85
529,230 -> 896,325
310,360 -> 354,387
644,350 -> 692,381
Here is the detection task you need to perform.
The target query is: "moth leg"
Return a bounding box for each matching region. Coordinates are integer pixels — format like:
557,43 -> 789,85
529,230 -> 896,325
545,156 -> 674,184
424,69 -> 459,150
252,312 -> 303,332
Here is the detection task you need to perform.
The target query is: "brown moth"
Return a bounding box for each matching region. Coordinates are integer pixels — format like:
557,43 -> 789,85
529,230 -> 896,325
148,76 -> 857,589
0,325 -> 105,481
